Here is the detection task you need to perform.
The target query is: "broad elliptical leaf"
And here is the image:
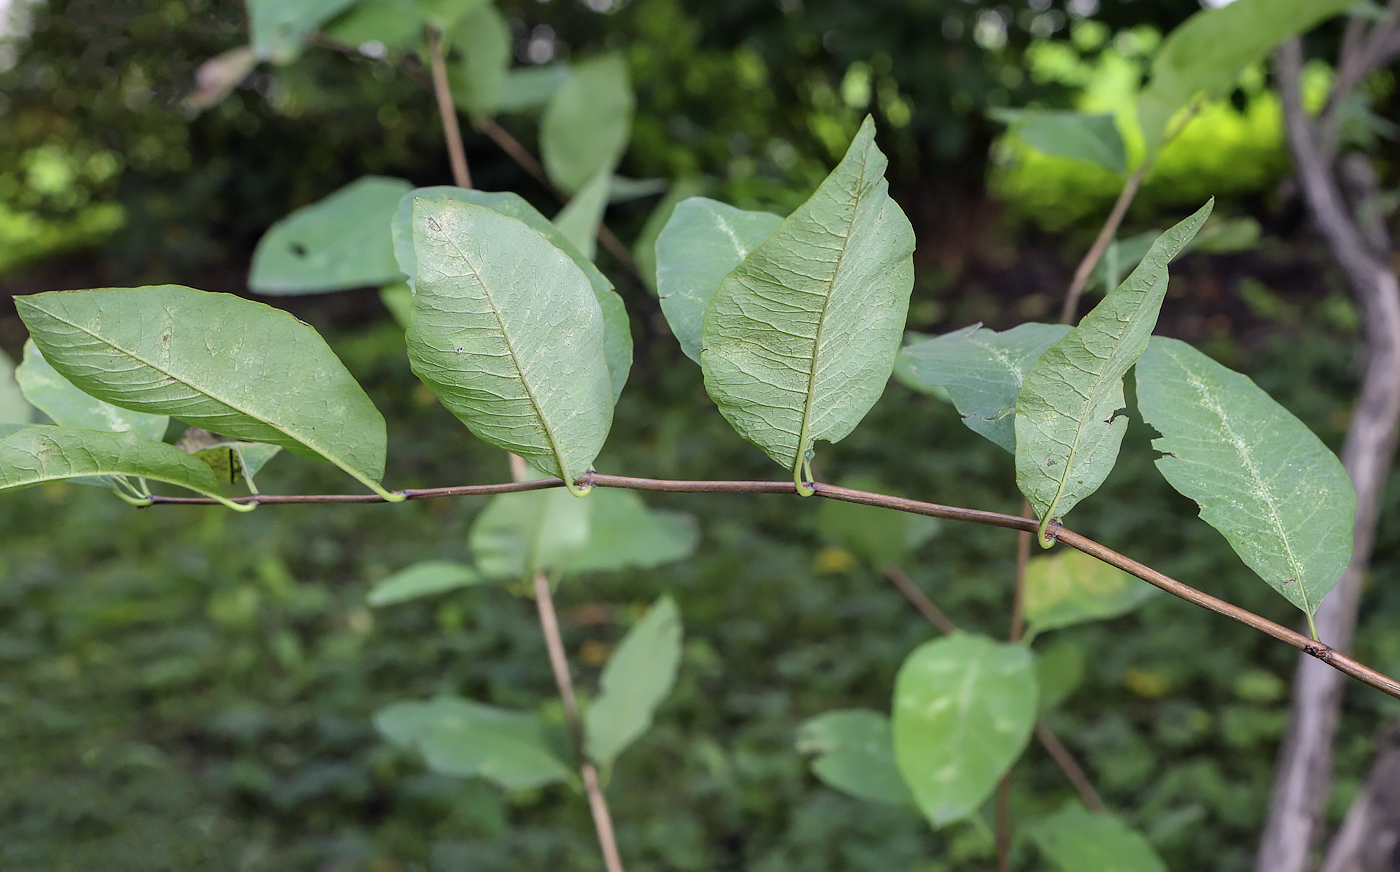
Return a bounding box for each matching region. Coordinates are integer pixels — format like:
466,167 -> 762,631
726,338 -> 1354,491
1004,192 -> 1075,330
700,116 -> 915,493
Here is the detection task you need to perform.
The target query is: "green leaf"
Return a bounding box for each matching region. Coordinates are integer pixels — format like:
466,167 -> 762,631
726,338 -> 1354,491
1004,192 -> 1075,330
1028,805 -> 1167,872
1138,0 -> 1355,153
447,2 -> 510,118
374,696 -> 573,790
897,323 -> 1070,453
655,197 -> 782,363
607,175 -> 668,204
1136,337 -> 1355,619
0,347 -> 34,427
992,109 -> 1126,174
321,0 -> 425,51
892,633 -> 1037,828
418,0 -> 488,32
247,0 -> 359,62
539,54 -> 634,195
250,176 -> 412,295
406,200 -> 614,487
174,427 -> 281,489
367,560 -> 485,606
1024,549 -> 1154,636
392,187 -> 630,402
701,116 -> 915,492
1034,639 -> 1085,714
380,281 -> 414,329
584,595 -> 683,767
494,64 -> 571,114
0,426 -> 250,510
817,475 -> 938,567
633,177 -> 709,293
17,285 -> 393,498
469,488 -> 591,580
553,169 -> 611,262
1089,218 -> 1261,292
17,340 -> 167,440
560,489 -> 698,575
1015,201 -> 1212,539
796,709 -> 915,807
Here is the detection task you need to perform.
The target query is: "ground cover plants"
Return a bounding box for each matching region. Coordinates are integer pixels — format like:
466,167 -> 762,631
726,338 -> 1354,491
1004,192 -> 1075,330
2,0 -> 1399,870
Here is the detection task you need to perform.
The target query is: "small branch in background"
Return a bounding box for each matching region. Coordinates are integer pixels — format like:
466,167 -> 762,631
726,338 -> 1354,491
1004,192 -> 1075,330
427,27 -> 472,189
476,117 -> 645,282
1319,0 -> 1400,163
997,499 -> 1034,872
881,565 -> 957,634
1035,723 -> 1106,813
1059,165 -> 1147,324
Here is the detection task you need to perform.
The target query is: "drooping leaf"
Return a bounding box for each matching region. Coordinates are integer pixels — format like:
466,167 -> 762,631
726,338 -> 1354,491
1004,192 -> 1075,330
1028,805 -> 1167,872
1136,337 -> 1355,618
539,54 -> 634,195
1024,549 -> 1154,637
892,633 -> 1037,828
17,286 -> 393,497
553,169 -> 611,261
701,116 -> 915,489
817,475 -> 938,567
1014,201 -> 1212,539
367,560 -> 486,606
249,176 -> 412,295
633,177 -> 708,293
174,427 -> 281,489
1137,0 -> 1354,153
392,187 -> 630,402
560,489 -> 698,575
796,709 -> 915,807
0,426 -> 250,510
247,0 -> 360,62
495,64 -> 572,114
897,323 -> 1070,453
991,109 -> 1126,174
469,488 -> 591,580
375,696 -> 573,790
17,340 -> 167,440
584,596 -> 683,767
655,197 -> 782,362
406,201 -> 614,486
0,347 -> 33,426
1034,639 -> 1086,714
447,2 -> 511,118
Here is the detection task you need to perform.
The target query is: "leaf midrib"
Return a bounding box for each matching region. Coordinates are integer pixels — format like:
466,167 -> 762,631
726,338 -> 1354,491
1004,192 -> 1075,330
28,302 -> 369,485
795,148 -> 873,472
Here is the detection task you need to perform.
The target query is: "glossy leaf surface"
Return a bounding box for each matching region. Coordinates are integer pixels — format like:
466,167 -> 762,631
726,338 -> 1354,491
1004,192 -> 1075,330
375,696 -> 572,790
539,54 -> 633,195
655,197 -> 782,363
0,426 -> 248,510
892,633 -> 1037,827
897,323 -> 1070,453
1136,337 -> 1355,616
701,116 -> 915,486
17,286 -> 390,495
1015,201 -> 1211,535
1028,805 -> 1167,872
367,560 -> 485,607
17,340 -> 167,440
249,176 -> 411,294
393,187 -> 630,402
584,596 -> 683,767
1024,550 -> 1153,636
796,709 -> 914,807
406,200 -> 613,484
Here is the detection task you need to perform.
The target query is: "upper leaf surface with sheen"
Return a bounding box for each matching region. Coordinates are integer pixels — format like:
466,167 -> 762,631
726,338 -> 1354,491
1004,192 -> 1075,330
700,116 -> 915,485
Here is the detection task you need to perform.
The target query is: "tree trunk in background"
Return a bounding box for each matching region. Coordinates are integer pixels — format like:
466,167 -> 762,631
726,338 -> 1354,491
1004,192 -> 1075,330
1257,39 -> 1400,872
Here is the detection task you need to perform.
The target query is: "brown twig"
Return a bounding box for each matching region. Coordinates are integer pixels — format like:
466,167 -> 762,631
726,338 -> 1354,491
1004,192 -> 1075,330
997,500 -> 1035,872
881,564 -> 1105,814
1059,165 -> 1147,324
142,473 -> 1400,701
427,27 -> 472,189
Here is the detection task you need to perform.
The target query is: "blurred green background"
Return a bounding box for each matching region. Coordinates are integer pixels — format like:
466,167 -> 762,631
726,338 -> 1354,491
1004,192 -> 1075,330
2,0 -> 1398,870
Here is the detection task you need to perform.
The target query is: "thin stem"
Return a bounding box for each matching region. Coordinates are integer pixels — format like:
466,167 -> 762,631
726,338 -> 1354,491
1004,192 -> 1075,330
1058,165 -> 1146,324
142,474 -> 1400,701
1035,723 -> 1105,813
881,565 -> 957,634
998,499 -> 1033,872
427,27 -> 472,189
